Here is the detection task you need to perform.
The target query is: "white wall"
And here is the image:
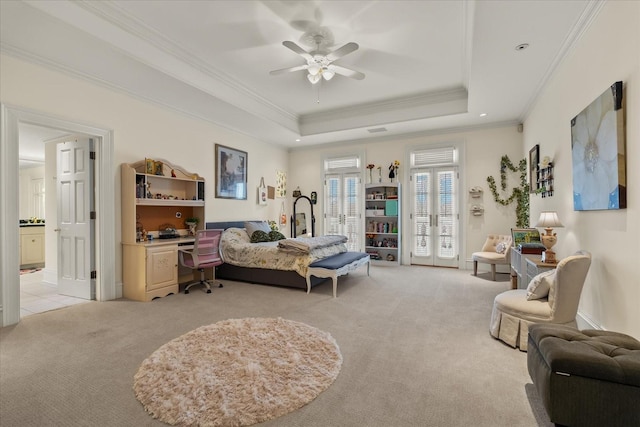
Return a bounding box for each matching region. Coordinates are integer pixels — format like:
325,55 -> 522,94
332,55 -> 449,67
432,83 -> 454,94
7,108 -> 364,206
524,1 -> 639,338
289,126 -> 523,267
0,54 -> 289,289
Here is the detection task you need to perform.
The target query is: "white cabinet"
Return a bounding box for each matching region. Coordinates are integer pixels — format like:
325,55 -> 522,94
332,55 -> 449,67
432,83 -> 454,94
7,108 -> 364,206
365,183 -> 401,263
20,226 -> 45,267
510,247 -> 556,289
146,245 -> 178,291
122,242 -> 180,301
121,160 -> 205,301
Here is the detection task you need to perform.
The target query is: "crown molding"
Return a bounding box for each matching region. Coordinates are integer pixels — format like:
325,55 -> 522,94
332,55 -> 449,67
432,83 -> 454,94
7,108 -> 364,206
25,0 -> 299,129
290,119 -> 520,152
299,87 -> 468,135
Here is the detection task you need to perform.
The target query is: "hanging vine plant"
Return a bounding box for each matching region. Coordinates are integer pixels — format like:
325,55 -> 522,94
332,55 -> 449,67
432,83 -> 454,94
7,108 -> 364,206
486,155 -> 530,228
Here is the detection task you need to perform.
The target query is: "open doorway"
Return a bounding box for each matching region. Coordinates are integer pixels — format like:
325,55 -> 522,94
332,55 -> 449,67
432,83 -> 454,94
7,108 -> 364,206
18,125 -> 94,316
1,104 -> 117,327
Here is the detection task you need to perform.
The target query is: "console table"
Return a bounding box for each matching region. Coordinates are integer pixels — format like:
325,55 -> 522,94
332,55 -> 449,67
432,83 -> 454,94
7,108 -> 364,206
510,247 -> 556,289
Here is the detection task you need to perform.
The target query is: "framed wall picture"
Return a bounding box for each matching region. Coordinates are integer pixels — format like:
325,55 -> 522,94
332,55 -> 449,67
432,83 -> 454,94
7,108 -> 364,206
571,81 -> 626,210
215,144 -> 247,200
529,144 -> 539,193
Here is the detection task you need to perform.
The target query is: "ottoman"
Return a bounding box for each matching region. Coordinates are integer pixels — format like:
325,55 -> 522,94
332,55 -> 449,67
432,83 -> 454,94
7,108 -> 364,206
527,324 -> 640,427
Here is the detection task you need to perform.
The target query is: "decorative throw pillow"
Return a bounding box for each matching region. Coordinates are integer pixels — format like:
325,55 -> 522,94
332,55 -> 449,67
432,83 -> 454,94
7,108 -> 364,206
250,230 -> 270,243
526,270 -> 556,300
245,221 -> 271,237
495,242 -> 507,254
268,230 -> 285,241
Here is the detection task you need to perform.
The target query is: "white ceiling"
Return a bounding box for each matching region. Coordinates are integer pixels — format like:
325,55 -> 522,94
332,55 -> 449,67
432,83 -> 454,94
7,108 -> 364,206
2,0 -> 598,151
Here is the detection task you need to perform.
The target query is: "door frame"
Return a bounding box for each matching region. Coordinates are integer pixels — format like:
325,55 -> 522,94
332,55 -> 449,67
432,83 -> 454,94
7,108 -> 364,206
0,104 -> 116,326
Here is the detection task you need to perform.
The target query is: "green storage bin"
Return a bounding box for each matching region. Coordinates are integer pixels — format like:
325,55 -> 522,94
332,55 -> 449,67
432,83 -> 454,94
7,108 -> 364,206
385,200 -> 398,216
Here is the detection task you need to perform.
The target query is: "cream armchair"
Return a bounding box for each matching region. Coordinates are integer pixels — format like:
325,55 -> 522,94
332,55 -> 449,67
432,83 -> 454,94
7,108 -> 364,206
490,250 -> 592,351
472,234 -> 512,281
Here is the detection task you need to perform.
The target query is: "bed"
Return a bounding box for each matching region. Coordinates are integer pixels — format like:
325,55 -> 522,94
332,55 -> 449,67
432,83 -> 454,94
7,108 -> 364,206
206,221 -> 348,290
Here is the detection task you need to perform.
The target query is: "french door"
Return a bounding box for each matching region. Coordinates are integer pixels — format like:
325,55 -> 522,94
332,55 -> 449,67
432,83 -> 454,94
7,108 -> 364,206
410,167 -> 458,267
324,173 -> 361,251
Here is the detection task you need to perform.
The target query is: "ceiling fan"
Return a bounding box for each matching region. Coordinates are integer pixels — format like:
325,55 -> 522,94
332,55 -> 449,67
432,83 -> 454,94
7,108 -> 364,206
270,34 -> 365,84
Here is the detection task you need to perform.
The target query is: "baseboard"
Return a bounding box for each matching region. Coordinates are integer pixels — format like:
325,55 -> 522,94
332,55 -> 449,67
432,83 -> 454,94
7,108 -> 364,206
42,268 -> 57,286
576,311 -> 604,330
116,282 -> 123,299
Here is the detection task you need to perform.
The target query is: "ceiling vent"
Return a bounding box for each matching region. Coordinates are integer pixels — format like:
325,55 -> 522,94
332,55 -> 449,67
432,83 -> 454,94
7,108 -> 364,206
367,127 -> 388,133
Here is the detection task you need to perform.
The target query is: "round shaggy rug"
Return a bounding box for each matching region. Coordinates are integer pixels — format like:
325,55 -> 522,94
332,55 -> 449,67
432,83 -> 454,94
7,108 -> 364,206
133,317 -> 342,426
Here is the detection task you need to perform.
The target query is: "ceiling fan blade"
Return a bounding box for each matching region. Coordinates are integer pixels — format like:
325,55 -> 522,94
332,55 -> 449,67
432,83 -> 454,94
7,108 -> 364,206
282,41 -> 313,61
269,65 -> 309,75
328,64 -> 365,80
325,42 -> 359,61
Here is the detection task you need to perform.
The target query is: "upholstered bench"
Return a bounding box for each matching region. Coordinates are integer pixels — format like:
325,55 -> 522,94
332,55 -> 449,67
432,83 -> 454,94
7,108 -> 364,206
527,324 -> 640,427
306,252 -> 370,297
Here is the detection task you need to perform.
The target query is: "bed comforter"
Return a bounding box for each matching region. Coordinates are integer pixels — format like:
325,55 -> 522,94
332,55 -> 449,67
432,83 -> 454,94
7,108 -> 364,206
219,228 -> 347,277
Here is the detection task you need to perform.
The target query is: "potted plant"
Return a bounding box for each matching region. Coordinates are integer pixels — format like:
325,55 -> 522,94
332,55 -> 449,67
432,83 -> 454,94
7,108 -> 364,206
185,217 -> 199,236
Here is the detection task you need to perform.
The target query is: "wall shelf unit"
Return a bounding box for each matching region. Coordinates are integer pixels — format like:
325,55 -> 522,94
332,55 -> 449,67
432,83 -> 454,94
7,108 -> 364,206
469,187 -> 483,198
536,163 -> 554,198
365,183 -> 401,263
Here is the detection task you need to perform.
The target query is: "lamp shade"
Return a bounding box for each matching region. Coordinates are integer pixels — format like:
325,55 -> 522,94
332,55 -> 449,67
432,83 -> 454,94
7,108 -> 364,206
535,211 -> 564,228
307,64 -> 321,76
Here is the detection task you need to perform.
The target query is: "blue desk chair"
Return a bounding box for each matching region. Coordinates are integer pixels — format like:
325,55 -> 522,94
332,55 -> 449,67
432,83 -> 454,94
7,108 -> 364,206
179,229 -> 224,294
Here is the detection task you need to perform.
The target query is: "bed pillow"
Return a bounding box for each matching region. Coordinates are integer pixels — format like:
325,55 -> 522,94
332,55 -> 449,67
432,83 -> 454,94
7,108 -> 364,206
526,270 -> 555,300
268,230 -> 285,241
250,230 -> 270,243
245,221 -> 271,237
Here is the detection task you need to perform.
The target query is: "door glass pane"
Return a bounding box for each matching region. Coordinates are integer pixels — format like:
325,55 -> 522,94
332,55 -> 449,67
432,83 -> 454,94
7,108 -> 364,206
343,175 -> 359,251
324,176 -> 341,235
437,170 -> 456,258
413,171 -> 431,257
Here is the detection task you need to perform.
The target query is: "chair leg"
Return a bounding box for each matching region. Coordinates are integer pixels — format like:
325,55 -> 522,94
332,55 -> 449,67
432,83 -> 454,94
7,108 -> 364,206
184,269 -> 212,294
473,261 -> 478,276
491,264 -> 496,281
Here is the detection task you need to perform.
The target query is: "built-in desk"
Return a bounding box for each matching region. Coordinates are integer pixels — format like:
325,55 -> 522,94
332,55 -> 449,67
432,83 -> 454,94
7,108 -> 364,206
122,236 -> 196,301
510,247 -> 557,289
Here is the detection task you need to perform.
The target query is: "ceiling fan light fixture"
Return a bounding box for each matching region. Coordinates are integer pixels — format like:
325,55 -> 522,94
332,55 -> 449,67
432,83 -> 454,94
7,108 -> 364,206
307,73 -> 321,84
322,68 -> 335,80
308,64 -> 321,76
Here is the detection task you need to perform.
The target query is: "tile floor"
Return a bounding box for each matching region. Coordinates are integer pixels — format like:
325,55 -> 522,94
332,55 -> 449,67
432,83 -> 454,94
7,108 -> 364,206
20,270 -> 90,318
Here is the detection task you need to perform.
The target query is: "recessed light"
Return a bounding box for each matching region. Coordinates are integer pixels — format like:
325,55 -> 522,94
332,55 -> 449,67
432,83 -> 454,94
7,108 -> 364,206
515,43 -> 529,51
295,138 -> 301,142
480,113 -> 488,117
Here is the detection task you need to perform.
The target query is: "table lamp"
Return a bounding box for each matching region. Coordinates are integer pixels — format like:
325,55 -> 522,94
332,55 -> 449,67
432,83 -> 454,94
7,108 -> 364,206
535,211 -> 564,263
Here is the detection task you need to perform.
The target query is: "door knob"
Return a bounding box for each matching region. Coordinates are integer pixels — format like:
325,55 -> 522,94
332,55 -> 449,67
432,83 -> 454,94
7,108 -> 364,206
54,228 -> 61,232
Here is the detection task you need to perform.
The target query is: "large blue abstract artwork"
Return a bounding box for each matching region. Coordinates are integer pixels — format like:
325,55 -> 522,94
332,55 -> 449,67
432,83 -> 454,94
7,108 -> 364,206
571,81 -> 626,211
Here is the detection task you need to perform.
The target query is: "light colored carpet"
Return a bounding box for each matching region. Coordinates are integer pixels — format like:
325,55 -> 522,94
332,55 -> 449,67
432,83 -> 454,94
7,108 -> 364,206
0,265 -> 553,426
133,317 -> 342,426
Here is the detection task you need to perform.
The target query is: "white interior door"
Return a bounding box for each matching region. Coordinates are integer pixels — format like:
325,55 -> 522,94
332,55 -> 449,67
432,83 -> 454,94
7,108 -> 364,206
324,173 -> 361,251
410,167 -> 458,267
57,138 -> 95,299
